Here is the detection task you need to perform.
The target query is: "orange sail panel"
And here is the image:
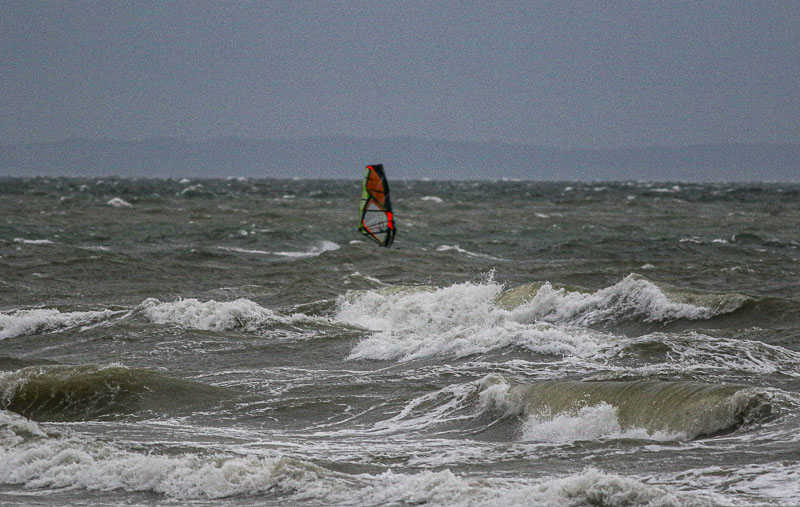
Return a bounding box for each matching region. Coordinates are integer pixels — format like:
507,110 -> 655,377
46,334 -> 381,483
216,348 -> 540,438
358,164 -> 396,247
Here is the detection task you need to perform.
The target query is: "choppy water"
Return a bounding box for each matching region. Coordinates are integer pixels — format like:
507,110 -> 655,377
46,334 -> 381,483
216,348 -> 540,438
1,177 -> 800,505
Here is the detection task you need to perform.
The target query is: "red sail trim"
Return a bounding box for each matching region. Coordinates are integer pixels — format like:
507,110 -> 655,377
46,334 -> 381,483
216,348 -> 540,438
358,163 -> 395,247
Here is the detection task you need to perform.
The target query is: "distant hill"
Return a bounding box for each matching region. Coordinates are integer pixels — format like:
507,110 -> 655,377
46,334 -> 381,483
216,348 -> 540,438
1,137 -> 798,181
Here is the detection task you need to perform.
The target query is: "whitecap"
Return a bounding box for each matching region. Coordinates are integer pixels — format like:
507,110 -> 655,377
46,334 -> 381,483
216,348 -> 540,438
106,197 -> 132,207
512,275 -> 724,326
0,308 -> 122,340
421,196 -> 443,203
273,240 -> 340,258
13,238 -> 53,245
349,467 -> 696,507
0,411 -> 701,504
178,184 -> 203,196
141,297 -> 288,331
338,281 -> 616,362
436,245 -> 505,261
521,403 -> 676,443
216,241 -> 340,258
216,246 -> 271,255
338,275 -> 741,363
0,417 -> 343,500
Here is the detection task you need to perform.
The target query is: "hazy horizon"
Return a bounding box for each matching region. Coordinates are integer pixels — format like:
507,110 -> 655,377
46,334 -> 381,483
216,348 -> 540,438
2,2 -> 798,179
2,136 -> 797,182
3,135 -> 799,151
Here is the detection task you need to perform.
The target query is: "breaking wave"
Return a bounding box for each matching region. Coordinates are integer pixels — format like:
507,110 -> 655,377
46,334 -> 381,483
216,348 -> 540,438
480,376 -> 772,440
141,297 -> 286,331
338,282 -> 617,362
106,197 -> 132,207
337,275 -> 750,362
341,375 -> 773,444
519,402 -> 672,442
349,467 -> 704,507
140,297 -> 321,331
0,409 -> 712,504
0,298 -> 324,340
497,274 -> 750,326
0,308 -> 124,341
0,411 -> 344,499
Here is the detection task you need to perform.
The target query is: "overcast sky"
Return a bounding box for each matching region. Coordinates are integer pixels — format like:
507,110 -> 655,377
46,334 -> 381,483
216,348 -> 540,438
2,1 -> 798,149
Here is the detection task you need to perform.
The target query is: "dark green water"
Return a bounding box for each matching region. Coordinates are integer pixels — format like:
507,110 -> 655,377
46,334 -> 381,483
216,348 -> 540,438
1,178 -> 799,505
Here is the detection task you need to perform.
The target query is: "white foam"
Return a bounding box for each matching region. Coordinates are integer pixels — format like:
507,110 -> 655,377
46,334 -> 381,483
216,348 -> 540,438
436,245 -> 505,261
632,332 -> 800,378
515,275 -> 718,326
141,298 -> 288,331
0,419 -> 344,500
344,382 -> 478,436
719,462 -> 800,503
349,467 -> 693,506
0,414 -> 702,504
217,246 -> 271,255
658,463 -> 800,505
273,240 -> 340,258
0,308 -> 121,340
344,272 -> 384,286
106,197 -> 132,207
13,238 -> 53,245
521,403 -> 678,443
421,196 -> 443,203
338,281 -> 616,362
178,184 -> 203,195
0,409 -> 50,444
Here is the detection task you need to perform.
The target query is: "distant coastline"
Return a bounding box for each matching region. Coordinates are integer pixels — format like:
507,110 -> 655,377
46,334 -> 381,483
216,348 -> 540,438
2,137 -> 798,182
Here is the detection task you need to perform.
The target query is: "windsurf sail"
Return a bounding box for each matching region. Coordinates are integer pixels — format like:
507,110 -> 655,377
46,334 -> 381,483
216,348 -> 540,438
358,164 -> 396,247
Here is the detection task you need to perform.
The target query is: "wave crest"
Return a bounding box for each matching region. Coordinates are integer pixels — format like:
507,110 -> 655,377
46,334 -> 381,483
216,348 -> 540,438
0,411 -> 708,504
0,308 -> 122,341
480,376 -> 772,440
506,274 -> 748,326
141,297 -> 287,331
338,282 -> 615,361
0,364 -> 225,421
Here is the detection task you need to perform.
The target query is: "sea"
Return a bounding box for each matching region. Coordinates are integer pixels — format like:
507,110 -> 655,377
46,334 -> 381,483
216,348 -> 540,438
1,177 -> 799,506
